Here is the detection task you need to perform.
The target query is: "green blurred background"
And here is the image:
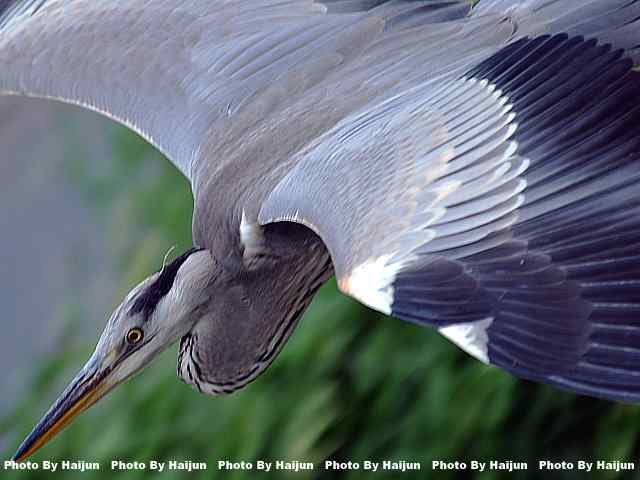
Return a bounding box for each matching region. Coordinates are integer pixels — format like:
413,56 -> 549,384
1,99 -> 640,480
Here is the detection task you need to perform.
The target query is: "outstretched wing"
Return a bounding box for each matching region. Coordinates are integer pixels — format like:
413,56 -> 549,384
263,74 -> 522,317
0,0 -> 339,178
260,31 -> 640,402
3,0 -> 638,182
0,0 -> 477,182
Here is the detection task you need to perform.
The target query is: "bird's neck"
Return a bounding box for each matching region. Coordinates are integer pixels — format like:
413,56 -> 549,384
178,224 -> 333,395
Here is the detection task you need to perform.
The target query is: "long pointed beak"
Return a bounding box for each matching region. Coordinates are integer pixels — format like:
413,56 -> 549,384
12,353 -> 112,462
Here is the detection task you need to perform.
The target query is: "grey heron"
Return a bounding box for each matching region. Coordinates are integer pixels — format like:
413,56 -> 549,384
4,0 -> 640,461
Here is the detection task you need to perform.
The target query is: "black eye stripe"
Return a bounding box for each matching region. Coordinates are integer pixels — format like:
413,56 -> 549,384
129,247 -> 203,319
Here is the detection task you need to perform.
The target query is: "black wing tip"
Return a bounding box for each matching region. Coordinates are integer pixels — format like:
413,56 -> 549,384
387,256 -> 494,327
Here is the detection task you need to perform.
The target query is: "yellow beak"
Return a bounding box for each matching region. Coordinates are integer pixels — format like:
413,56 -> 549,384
13,355 -> 110,461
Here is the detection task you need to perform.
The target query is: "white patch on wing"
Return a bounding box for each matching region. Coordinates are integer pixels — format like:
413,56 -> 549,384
340,253 -> 413,315
439,317 -> 493,363
240,209 -> 265,261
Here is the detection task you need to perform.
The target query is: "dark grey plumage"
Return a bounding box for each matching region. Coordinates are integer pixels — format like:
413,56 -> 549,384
177,224 -> 333,394
6,0 -> 640,462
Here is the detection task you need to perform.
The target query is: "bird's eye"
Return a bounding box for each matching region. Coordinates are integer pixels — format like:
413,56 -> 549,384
126,327 -> 144,345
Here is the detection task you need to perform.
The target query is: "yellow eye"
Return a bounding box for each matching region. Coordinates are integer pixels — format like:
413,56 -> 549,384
126,327 -> 144,345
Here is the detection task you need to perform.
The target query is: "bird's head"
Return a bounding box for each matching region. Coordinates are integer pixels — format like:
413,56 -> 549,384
12,247 -> 215,461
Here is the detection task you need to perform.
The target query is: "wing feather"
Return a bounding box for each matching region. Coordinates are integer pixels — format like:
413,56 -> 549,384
473,0 -> 640,63
260,33 -> 640,401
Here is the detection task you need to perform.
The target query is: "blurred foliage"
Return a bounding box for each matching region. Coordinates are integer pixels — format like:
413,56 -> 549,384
2,123 -> 640,480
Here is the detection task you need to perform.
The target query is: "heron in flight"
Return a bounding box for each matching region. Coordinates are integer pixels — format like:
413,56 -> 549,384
4,0 -> 640,461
